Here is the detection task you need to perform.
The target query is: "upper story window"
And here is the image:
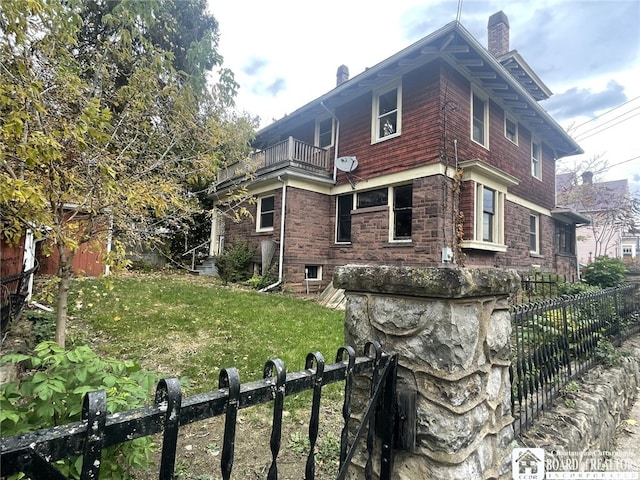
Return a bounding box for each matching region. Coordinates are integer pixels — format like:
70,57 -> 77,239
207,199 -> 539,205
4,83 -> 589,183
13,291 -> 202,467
372,82 -> 402,143
257,195 -> 275,232
471,91 -> 489,148
504,116 -> 518,145
315,117 -> 334,148
531,138 -> 542,179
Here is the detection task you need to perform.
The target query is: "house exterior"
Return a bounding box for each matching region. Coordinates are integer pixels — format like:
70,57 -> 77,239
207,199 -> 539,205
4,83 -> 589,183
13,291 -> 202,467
210,12 -> 584,293
556,171 -> 639,267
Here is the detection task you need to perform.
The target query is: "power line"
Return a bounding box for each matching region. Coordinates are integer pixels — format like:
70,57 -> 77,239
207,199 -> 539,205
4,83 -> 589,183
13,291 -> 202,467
574,105 -> 640,140
591,155 -> 640,176
571,95 -> 640,131
575,111 -> 640,142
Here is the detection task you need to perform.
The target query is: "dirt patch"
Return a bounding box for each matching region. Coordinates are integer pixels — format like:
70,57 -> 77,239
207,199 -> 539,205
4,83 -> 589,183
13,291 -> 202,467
1,310 -> 348,480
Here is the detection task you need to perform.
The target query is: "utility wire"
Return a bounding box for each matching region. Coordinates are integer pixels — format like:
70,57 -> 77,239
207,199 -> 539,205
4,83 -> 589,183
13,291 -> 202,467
571,95 -> 640,130
574,105 -> 640,140
575,111 -> 640,142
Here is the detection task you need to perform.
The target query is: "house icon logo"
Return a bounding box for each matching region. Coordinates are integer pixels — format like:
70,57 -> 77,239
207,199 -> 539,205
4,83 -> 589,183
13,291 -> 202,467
512,448 -> 545,480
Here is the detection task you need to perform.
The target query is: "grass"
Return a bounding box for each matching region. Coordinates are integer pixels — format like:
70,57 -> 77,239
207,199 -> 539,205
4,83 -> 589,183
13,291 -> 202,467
65,272 -> 345,395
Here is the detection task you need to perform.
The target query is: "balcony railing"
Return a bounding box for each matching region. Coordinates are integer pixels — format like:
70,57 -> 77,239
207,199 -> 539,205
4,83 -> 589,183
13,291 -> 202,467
216,136 -> 331,184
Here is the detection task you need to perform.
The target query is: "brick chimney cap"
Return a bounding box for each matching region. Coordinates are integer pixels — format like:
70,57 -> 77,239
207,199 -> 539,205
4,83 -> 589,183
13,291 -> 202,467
488,11 -> 509,28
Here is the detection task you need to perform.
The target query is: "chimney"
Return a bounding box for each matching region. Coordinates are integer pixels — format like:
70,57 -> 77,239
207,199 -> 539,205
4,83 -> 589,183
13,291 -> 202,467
336,65 -> 349,86
487,11 -> 510,57
582,171 -> 593,185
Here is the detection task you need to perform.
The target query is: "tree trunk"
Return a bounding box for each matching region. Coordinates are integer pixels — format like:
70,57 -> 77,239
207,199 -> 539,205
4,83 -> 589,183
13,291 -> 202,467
55,247 -> 73,348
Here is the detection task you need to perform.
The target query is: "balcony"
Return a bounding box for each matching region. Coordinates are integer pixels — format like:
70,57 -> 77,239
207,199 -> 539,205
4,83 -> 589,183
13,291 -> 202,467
216,137 -> 332,185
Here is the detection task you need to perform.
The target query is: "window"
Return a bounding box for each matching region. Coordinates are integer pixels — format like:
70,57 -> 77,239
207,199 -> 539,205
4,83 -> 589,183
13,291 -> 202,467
529,214 -> 539,254
357,188 -> 388,208
257,195 -> 275,231
504,116 -> 518,144
531,139 -> 541,179
555,222 -> 575,255
393,184 -> 412,240
372,83 -> 401,142
471,92 -> 488,147
304,265 -> 322,280
315,117 -> 334,148
336,194 -> 353,243
482,187 -> 496,242
622,246 -> 633,257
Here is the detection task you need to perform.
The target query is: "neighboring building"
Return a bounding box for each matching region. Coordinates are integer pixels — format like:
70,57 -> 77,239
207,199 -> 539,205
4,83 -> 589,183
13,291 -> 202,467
210,13 -> 584,293
556,171 -> 639,267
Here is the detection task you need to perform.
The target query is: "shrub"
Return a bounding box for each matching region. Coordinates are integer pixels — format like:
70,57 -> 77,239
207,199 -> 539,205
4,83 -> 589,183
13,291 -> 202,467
0,342 -> 158,479
558,281 -> 598,296
581,255 -> 627,288
215,242 -> 254,285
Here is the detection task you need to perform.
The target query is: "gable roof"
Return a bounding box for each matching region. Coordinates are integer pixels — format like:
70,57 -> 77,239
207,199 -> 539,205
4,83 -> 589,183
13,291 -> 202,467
556,174 -> 630,213
254,21 -> 582,159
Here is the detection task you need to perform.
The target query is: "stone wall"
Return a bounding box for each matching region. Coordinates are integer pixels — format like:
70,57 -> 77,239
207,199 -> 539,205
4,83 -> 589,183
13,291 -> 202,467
334,265 -> 520,480
517,335 -> 640,463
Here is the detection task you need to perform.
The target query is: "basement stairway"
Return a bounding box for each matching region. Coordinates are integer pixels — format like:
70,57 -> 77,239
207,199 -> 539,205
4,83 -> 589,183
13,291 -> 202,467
192,257 -> 218,276
318,281 -> 346,310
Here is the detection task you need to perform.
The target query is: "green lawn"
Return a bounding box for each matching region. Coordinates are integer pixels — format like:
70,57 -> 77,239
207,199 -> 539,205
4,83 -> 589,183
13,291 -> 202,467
67,273 -> 345,394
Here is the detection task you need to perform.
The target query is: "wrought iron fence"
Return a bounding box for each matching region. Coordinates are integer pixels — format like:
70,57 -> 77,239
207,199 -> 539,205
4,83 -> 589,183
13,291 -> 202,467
510,283 -> 639,433
513,272 -> 575,305
0,342 -> 398,480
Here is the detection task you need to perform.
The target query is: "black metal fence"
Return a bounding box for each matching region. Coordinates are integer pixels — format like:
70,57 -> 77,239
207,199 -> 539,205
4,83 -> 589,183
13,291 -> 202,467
0,342 -> 398,480
510,283 -> 640,433
513,272 -> 575,305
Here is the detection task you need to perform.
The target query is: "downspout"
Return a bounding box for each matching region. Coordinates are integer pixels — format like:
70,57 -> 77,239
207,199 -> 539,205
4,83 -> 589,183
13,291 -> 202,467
320,101 -> 340,183
259,176 -> 287,292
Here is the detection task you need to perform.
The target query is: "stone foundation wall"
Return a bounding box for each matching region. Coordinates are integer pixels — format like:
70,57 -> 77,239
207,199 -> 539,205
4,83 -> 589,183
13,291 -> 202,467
517,336 -> 640,461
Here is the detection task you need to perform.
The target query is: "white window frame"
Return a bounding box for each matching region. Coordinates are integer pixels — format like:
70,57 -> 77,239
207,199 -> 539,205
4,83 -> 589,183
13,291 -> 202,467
531,138 -> 542,179
304,265 -> 323,281
475,184 -> 504,246
471,90 -> 489,148
504,115 -> 518,145
529,213 -> 540,254
315,116 -> 334,148
390,184 -> 413,242
256,195 -> 275,232
371,81 -> 402,143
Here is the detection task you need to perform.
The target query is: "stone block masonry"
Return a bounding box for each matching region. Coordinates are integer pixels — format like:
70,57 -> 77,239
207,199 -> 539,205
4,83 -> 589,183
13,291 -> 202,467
334,265 -> 520,480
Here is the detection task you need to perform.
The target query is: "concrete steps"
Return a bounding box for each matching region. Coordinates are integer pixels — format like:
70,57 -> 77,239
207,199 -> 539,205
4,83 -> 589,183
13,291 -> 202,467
192,257 -> 218,276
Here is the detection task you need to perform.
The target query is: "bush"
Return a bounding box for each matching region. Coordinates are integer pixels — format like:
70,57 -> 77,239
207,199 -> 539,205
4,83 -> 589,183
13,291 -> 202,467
215,242 -> 254,285
558,281 -> 598,296
0,342 -> 158,479
581,255 -> 627,288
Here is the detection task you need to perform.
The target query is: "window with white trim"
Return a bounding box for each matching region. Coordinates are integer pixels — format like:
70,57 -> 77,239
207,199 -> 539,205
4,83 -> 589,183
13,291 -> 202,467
336,194 -> 353,243
304,265 -> 322,280
504,116 -> 518,144
531,139 -> 542,179
315,117 -> 334,148
471,92 -> 488,147
392,184 -> 412,241
529,214 -> 540,254
257,195 -> 275,232
372,83 -> 402,142
473,183 -> 505,247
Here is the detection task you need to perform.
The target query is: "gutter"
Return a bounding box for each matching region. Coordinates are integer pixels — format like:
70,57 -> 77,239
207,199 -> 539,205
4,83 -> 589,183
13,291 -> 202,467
259,176 -> 287,292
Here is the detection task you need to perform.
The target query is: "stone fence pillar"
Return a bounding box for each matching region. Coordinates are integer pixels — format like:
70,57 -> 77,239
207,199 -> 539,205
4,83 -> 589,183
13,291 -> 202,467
333,265 -> 520,480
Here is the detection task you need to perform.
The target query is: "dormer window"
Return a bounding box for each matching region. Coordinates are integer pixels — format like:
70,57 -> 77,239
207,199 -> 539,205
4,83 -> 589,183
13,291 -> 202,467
372,82 -> 402,143
315,117 -> 334,148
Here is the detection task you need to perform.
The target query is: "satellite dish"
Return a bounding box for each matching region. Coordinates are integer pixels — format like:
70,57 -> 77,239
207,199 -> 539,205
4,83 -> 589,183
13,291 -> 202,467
335,156 -> 358,172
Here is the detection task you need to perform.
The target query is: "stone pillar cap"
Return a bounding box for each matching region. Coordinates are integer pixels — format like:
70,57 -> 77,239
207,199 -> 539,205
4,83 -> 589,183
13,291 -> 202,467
333,265 -> 520,298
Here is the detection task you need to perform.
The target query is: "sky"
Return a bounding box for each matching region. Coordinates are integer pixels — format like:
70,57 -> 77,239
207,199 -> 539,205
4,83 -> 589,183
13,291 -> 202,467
210,0 -> 640,192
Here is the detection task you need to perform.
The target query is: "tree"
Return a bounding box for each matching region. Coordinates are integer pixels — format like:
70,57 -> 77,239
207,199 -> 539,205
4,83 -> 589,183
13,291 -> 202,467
556,159 -> 640,260
0,0 -> 257,347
